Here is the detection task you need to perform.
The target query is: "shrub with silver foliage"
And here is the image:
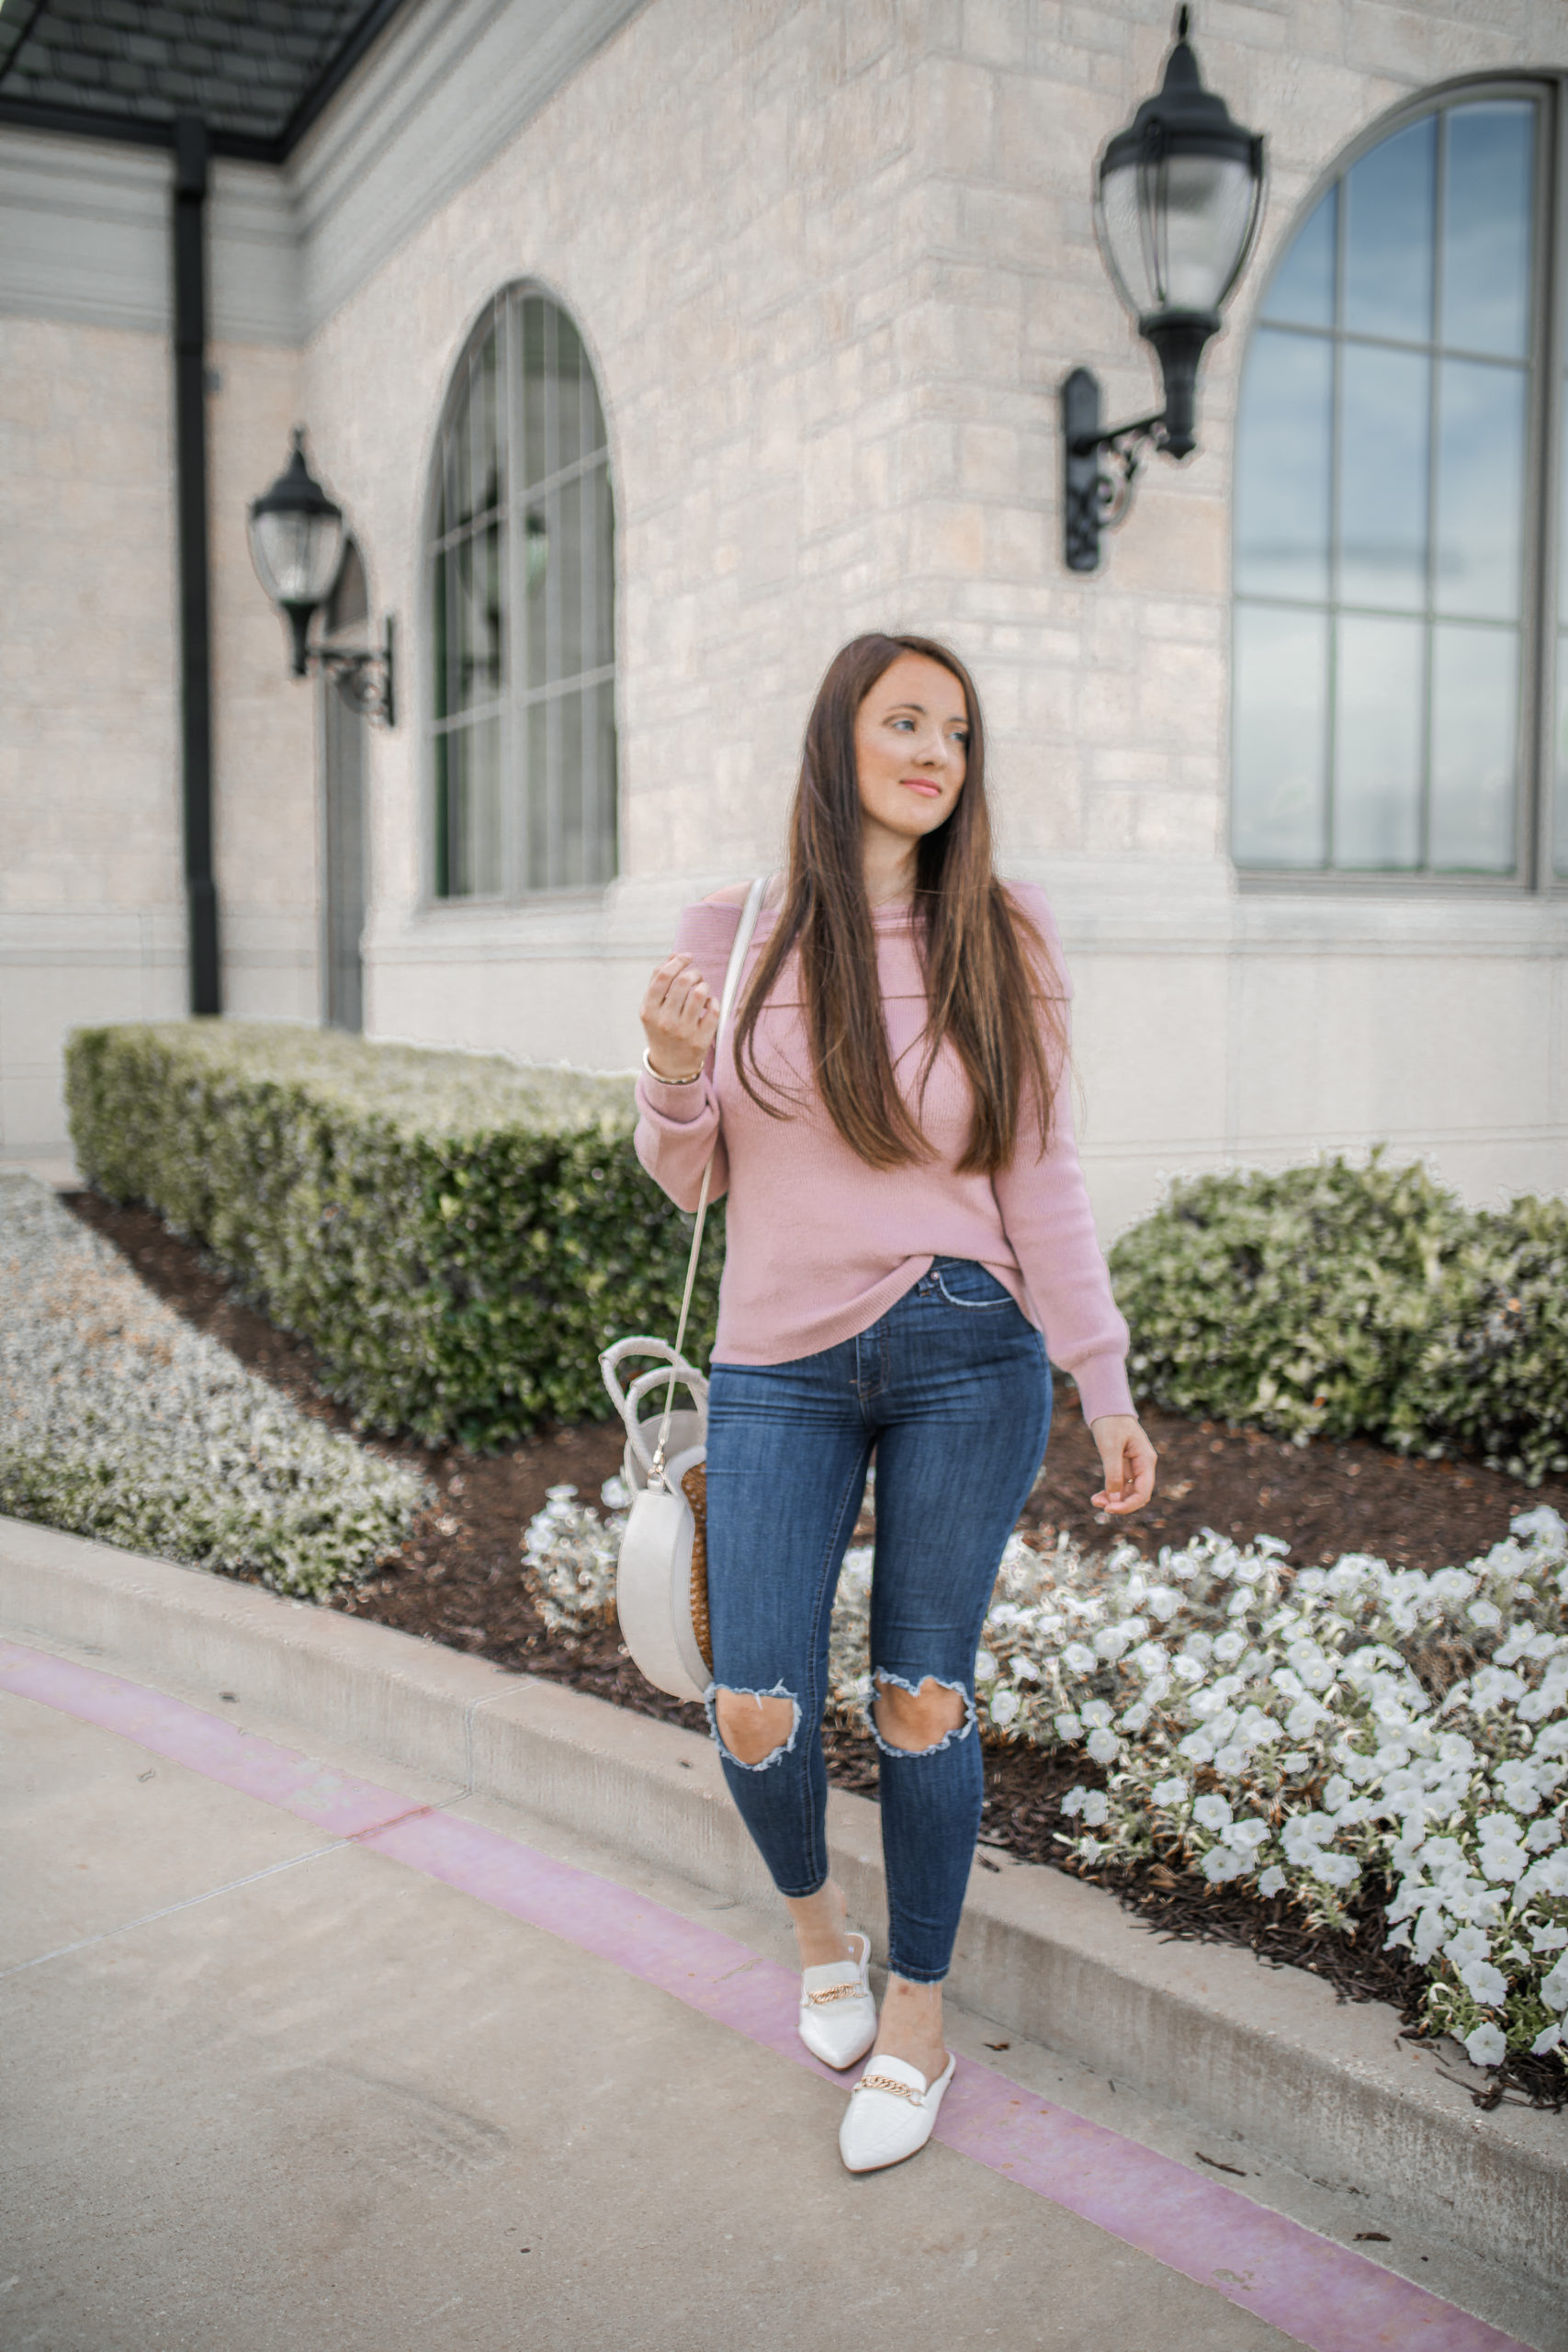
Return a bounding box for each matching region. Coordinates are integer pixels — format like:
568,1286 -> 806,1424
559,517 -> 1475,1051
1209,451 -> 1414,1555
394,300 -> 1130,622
0,1175 -> 425,1597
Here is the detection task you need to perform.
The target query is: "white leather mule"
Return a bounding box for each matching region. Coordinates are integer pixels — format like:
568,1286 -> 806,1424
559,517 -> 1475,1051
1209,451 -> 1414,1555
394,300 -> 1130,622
839,2051 -> 957,2173
797,1930 -> 877,2070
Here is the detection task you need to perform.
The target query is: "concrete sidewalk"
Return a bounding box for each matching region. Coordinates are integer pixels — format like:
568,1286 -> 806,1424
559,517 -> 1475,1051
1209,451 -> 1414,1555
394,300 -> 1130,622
2,1630 -> 1561,2352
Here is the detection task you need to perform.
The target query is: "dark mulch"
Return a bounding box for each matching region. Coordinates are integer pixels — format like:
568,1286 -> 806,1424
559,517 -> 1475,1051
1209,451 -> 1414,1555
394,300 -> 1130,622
61,1190 -> 1568,2109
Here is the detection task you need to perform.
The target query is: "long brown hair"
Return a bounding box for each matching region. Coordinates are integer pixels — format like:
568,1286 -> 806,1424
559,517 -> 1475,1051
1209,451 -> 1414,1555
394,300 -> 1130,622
733,633 -> 1067,1175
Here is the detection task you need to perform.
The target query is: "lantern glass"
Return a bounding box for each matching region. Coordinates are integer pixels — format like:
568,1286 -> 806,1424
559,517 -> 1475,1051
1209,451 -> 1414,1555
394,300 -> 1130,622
1098,147 -> 1261,320
248,502 -> 344,614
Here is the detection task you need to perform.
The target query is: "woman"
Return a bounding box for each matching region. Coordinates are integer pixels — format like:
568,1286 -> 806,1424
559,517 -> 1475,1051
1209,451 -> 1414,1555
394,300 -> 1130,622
635,634 -> 1156,2174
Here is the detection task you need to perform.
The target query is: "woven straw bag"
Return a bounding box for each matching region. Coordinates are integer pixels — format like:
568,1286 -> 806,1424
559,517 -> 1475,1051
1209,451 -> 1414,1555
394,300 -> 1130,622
598,876 -> 767,1702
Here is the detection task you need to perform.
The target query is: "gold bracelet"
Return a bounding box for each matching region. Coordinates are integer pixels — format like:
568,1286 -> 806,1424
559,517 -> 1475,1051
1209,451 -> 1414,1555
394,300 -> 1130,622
641,1046 -> 704,1086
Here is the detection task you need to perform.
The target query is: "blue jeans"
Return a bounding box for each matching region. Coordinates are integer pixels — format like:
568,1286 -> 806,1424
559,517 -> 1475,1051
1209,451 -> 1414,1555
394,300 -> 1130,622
704,1259 -> 1052,1984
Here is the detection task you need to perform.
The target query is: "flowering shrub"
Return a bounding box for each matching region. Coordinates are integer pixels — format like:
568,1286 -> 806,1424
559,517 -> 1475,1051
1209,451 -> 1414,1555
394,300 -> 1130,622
1108,1148 -> 1568,1484
0,1175 -> 424,1598
524,1477 -> 1568,2075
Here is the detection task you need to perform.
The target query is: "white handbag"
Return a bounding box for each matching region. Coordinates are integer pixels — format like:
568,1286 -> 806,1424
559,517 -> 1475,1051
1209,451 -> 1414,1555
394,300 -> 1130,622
599,875 -> 768,1702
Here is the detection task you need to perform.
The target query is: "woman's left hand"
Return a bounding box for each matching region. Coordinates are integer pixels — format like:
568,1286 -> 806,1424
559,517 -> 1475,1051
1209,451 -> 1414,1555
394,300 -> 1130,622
1089,1415 -> 1157,1515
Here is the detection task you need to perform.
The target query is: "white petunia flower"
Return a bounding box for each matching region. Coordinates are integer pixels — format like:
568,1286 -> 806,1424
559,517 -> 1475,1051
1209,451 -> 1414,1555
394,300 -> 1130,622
1459,1959 -> 1508,2007
1147,1585 -> 1181,1621
1412,1908 -> 1449,1964
1531,2023 -> 1562,2056
1080,1700 -> 1114,1731
1227,1817 -> 1269,1850
1258,1866 -> 1286,1897
989,1689 -> 1021,1727
1093,1623 -> 1133,1662
1086,1727 -> 1121,1764
1463,2022 -> 1506,2070
1062,1643 -> 1097,1674
1444,1926 -> 1490,1968
1060,1786 -> 1088,1817
1192,1792 -> 1234,1832
1202,1846 -> 1247,1883
974,1649 -> 998,1682
1151,1775 -> 1189,1808
1495,1759 -> 1541,1815
1311,1851 -> 1359,1889
1079,1790 -> 1109,1828
1540,1956 -> 1568,2012
1010,1656 -> 1041,1682
1054,1710 -> 1083,1743
1212,1629 -> 1247,1666
1281,1750 -> 1312,1774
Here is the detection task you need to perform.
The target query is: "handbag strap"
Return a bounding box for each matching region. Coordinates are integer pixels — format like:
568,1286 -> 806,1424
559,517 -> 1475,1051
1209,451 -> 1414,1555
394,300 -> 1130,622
649,873 -> 770,1483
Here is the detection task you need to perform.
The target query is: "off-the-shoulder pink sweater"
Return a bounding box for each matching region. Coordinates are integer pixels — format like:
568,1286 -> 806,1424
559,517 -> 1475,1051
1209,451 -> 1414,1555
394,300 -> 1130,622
633,882 -> 1134,1429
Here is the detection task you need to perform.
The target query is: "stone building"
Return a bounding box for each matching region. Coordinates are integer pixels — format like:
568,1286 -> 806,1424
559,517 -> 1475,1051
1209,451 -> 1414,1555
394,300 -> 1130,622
1,0 -> 1564,1235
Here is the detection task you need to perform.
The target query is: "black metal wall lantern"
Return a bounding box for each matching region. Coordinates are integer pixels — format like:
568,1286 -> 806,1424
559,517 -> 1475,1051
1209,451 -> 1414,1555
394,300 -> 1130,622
247,429 -> 396,724
1063,7 -> 1265,572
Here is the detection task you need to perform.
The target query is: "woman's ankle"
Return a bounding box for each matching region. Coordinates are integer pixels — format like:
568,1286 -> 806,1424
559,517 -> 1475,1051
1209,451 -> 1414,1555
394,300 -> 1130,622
785,1878 -> 855,1970
871,1973 -> 947,2079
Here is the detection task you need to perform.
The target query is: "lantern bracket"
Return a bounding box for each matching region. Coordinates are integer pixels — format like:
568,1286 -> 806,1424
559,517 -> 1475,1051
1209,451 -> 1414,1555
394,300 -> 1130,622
1061,369 -> 1170,574
310,616 -> 397,729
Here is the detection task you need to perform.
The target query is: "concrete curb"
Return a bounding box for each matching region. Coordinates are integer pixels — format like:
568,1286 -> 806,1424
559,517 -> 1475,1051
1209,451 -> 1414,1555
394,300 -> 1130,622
3,1512 -> 1564,2296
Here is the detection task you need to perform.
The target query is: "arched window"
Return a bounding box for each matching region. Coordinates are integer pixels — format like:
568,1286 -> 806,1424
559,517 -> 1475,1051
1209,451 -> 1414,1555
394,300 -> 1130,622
427,288 -> 617,898
1233,87 -> 1567,885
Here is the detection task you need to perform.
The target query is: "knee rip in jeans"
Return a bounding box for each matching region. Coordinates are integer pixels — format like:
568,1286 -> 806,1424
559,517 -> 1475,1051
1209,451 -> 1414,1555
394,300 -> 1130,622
870,1671 -> 974,1758
709,1682 -> 802,1771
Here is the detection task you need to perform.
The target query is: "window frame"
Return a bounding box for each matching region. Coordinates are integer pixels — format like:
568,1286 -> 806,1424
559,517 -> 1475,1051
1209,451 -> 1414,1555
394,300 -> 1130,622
420,282 -> 621,910
1230,72 -> 1568,899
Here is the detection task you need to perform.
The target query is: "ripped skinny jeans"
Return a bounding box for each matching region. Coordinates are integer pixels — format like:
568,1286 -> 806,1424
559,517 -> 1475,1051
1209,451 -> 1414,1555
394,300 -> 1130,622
704,1259 -> 1053,1983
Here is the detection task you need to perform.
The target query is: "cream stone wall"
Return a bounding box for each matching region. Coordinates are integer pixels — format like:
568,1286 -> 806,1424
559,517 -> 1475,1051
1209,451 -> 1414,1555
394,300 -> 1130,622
0,141 -> 316,1156
2,1 -> 1564,1231
0,315 -> 185,1154
292,0 -> 1565,1235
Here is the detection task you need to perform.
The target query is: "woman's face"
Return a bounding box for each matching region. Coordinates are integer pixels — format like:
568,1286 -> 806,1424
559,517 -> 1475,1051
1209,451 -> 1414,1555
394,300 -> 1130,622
852,651 -> 969,848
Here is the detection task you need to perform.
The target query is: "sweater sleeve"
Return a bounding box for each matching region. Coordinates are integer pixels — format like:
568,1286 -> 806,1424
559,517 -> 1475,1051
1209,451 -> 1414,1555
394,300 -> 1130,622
992,884 -> 1135,1430
632,901 -> 739,1210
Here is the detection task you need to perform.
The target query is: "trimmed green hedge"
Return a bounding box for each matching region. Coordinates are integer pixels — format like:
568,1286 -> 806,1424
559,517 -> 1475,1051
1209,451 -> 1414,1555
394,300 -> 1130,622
65,1023 -> 718,1451
1108,1146 -> 1568,1485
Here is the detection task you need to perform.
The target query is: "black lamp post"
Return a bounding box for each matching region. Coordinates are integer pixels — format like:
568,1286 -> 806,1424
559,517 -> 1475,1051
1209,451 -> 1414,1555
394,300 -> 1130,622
1063,7 -> 1265,571
247,429 -> 396,723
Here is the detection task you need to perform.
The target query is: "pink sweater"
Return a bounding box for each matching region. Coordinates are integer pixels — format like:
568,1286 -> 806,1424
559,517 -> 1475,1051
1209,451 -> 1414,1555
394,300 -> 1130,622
633,883 -> 1134,1429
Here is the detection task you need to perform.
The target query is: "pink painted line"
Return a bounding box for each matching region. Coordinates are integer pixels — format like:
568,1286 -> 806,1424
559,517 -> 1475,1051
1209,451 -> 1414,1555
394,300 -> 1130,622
0,1641 -> 430,1839
1,1638 -> 1531,2352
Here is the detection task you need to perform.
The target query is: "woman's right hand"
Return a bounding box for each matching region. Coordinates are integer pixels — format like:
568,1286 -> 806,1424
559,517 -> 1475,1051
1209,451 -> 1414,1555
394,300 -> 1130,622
640,953 -> 719,1081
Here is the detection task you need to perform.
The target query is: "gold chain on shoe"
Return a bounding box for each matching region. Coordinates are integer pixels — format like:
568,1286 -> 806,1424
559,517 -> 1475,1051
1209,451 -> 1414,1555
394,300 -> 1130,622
804,1980 -> 867,2005
853,2073 -> 924,2105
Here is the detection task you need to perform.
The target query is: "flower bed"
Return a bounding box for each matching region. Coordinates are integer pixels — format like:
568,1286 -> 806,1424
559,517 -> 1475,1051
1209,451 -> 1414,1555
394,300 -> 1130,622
525,1479 -> 1568,2085
0,1174 -> 424,1597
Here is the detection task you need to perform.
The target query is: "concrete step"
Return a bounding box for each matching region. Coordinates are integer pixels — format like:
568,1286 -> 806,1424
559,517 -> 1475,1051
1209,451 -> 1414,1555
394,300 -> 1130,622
3,1510 -> 1563,2308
